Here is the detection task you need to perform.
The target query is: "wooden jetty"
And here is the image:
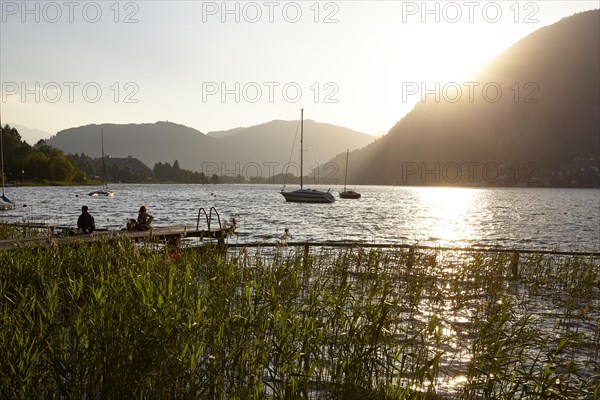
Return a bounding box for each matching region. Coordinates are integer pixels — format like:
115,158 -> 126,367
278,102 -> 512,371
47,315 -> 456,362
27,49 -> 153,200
2,202 -> 597,262
0,207 -> 234,251
0,224 -> 233,251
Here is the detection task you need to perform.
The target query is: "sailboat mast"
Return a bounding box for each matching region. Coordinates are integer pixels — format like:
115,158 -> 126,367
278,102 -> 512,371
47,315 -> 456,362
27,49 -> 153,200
0,120 -> 5,196
344,149 -> 349,191
101,128 -> 107,189
300,108 -> 303,190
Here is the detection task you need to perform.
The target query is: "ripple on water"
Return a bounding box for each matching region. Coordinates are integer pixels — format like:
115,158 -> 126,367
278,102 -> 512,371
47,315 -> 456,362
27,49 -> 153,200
0,184 -> 598,252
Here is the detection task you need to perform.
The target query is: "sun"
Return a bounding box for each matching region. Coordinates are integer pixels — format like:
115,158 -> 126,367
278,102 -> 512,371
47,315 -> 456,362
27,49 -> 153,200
416,26 -> 491,83
399,21 -> 508,84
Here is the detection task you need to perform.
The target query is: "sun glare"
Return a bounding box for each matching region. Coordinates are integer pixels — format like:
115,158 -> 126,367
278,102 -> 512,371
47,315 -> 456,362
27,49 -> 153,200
416,187 -> 481,245
378,19 -> 509,119
415,24 -> 498,83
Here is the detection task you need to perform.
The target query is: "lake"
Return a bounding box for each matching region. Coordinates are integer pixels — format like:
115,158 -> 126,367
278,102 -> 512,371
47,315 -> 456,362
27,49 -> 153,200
2,183 -> 598,398
1,184 -> 598,252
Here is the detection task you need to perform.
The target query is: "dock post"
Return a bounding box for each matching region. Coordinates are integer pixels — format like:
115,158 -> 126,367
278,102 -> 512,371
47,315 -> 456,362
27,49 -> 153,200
407,246 -> 415,268
218,236 -> 226,256
303,244 -> 309,268
511,252 -> 520,278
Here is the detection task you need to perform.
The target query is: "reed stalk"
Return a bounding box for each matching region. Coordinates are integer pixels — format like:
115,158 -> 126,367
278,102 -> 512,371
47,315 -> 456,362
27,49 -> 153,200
0,238 -> 597,399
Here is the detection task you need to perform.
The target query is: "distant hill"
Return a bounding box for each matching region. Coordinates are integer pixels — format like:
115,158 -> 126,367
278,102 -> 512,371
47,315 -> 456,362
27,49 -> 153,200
47,119 -> 374,179
5,123 -> 53,145
329,10 -> 599,187
47,121 -> 244,174
207,119 -> 374,175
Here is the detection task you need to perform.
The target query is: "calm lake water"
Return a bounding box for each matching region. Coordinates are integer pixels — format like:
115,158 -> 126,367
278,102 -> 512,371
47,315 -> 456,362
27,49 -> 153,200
1,184 -> 598,252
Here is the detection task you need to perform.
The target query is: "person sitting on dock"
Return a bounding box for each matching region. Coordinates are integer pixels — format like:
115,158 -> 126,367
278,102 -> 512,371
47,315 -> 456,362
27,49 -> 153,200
137,205 -> 154,230
77,205 -> 95,234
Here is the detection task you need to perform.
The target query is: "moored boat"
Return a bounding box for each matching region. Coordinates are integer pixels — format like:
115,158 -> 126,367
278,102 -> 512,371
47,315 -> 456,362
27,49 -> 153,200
339,149 -> 361,199
89,128 -> 115,197
281,109 -> 335,204
0,122 -> 15,210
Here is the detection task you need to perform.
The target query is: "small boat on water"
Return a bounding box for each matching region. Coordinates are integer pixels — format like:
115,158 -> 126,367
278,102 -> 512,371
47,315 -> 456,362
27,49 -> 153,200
339,149 -> 361,199
281,188 -> 336,203
0,192 -> 14,210
89,128 -> 115,197
0,122 -> 15,210
339,189 -> 361,199
89,189 -> 115,197
280,109 -> 335,204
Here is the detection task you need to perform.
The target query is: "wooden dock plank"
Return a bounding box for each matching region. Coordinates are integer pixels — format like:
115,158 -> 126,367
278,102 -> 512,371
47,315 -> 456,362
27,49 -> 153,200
0,225 -> 229,250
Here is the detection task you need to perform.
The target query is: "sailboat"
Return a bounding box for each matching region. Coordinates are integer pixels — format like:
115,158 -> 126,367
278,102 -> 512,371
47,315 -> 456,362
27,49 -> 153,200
0,123 -> 16,210
280,109 -> 335,203
339,149 -> 361,199
89,128 -> 115,197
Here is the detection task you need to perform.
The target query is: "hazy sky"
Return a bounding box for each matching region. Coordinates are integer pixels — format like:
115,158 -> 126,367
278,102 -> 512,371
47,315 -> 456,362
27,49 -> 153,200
1,1 -> 598,137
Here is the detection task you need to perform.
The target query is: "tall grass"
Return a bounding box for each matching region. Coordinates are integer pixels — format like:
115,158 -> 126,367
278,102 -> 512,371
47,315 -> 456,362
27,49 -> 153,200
0,222 -> 51,240
0,238 -> 598,399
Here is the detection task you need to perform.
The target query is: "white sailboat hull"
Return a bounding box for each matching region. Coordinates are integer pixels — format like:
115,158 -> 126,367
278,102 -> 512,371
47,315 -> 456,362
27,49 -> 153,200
0,199 -> 15,210
89,189 -> 115,197
281,189 -> 336,203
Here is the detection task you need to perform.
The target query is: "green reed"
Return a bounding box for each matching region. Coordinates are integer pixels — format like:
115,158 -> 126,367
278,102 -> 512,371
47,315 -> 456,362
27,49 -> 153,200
0,222 -> 51,240
0,239 -> 597,399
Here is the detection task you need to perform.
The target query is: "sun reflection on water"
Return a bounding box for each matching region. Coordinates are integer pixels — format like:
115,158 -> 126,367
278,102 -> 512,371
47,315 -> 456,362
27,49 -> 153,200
415,187 -> 482,246
2,184 -> 598,251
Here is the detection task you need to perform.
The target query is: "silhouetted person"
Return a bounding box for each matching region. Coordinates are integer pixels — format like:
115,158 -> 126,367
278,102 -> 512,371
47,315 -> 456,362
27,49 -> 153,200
77,205 -> 95,234
137,205 -> 154,230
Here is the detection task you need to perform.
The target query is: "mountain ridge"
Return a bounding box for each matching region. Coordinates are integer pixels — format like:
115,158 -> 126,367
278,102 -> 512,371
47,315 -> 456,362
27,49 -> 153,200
207,118 -> 374,174
46,119 -> 375,179
327,10 -> 599,187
